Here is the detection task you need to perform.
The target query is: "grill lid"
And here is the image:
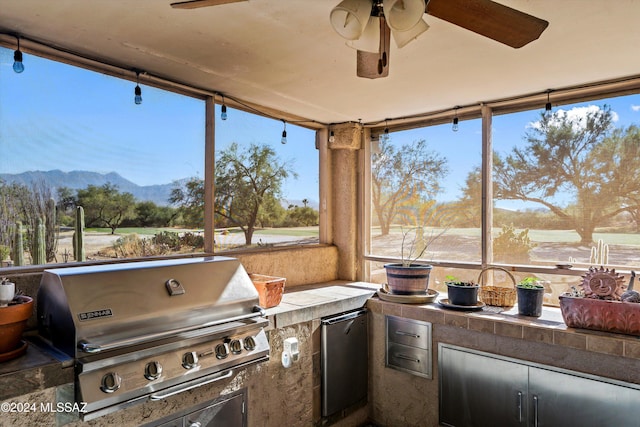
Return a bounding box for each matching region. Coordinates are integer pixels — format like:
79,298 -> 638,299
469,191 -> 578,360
37,256 -> 262,358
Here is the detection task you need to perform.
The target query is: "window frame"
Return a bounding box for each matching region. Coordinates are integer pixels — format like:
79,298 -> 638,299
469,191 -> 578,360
0,38 -> 326,273
362,77 -> 640,281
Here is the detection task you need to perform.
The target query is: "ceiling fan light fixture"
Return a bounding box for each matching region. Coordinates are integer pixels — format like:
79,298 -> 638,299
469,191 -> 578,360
383,0 -> 426,32
346,16 -> 381,53
391,18 -> 429,48
330,0 -> 374,40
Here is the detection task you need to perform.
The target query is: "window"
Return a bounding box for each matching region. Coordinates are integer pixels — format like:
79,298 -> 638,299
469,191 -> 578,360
367,119 -> 482,288
0,47 -> 321,270
213,106 -> 319,251
493,94 -> 640,270
365,90 -> 640,303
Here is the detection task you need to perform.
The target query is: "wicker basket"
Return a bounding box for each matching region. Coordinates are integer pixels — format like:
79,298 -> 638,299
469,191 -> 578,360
249,274 -> 286,308
477,267 -> 516,307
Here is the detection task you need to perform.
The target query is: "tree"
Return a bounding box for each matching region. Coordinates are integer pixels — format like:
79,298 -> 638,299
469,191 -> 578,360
494,105 -> 640,244
76,183 -> 136,234
170,177 -> 205,228
215,142 -> 295,245
134,201 -> 176,227
371,138 -> 448,235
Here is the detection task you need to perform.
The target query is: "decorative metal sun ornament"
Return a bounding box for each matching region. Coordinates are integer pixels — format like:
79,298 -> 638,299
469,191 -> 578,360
580,266 -> 626,300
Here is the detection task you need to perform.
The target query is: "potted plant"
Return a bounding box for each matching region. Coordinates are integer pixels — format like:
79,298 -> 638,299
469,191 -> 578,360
517,277 -> 545,317
445,275 -> 479,306
0,277 -> 33,359
383,227 -> 434,295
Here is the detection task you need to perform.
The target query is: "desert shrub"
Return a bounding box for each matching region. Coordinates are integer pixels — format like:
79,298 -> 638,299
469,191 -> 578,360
153,231 -> 181,250
110,234 -> 169,258
180,232 -> 204,249
493,224 -> 536,264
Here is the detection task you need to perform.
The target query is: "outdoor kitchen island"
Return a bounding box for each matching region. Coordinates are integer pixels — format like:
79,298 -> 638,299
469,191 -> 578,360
3,281 -> 640,427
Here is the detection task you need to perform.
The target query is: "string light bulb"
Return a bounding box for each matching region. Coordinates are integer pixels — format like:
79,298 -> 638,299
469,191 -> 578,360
281,120 -> 287,144
544,90 -> 552,117
13,36 -> 24,74
381,120 -> 390,142
329,128 -> 335,143
221,95 -> 228,120
452,108 -> 459,132
134,71 -> 142,105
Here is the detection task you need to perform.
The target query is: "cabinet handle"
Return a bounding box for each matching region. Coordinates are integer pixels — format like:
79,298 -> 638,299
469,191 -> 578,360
517,391 -> 523,422
533,395 -> 539,427
395,330 -> 420,338
395,353 -> 420,363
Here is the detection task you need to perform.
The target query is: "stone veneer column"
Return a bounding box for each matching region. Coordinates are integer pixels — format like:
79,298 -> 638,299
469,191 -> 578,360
327,122 -> 363,281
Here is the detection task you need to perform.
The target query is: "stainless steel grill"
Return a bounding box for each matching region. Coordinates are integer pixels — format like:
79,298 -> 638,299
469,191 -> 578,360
37,256 -> 270,420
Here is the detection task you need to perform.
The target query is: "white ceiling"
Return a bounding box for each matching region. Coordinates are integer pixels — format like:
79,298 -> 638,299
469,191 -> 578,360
1,1 -> 639,127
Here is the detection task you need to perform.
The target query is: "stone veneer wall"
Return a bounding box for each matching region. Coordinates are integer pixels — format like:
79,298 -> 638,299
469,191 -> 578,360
367,296 -> 640,427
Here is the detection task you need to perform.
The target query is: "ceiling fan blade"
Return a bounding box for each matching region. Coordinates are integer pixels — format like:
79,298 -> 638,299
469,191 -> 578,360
170,0 -> 247,9
357,17 -> 391,79
426,0 -> 549,48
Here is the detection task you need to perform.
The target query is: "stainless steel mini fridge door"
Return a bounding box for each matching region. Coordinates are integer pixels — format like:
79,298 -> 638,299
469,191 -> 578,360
321,309 -> 368,417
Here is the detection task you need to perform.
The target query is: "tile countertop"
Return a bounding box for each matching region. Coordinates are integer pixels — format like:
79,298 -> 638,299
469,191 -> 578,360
367,289 -> 640,362
3,280 -> 640,401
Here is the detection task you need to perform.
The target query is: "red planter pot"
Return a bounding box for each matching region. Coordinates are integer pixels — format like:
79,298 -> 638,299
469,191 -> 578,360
559,295 -> 640,336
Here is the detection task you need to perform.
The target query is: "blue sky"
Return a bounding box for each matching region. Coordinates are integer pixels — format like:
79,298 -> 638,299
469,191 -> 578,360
2,46 -> 640,208
389,94 -> 640,210
0,46 -> 317,203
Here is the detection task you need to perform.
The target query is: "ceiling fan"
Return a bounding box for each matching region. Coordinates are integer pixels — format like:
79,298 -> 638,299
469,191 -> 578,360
331,0 -> 549,78
170,0 -> 549,79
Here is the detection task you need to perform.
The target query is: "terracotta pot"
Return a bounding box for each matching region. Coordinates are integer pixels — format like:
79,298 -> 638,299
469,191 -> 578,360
559,295 -> 640,336
384,263 -> 432,295
0,296 -> 33,353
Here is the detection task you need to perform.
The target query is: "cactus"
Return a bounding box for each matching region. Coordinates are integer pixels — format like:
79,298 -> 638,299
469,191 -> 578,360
46,197 -> 57,262
33,217 -> 46,265
12,222 -> 24,266
589,239 -> 609,265
73,206 -> 86,262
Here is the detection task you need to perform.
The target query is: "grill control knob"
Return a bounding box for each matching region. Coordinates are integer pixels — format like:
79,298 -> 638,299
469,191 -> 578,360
100,372 -> 122,393
182,351 -> 199,369
229,339 -> 243,355
215,343 -> 229,359
144,361 -> 163,381
243,336 -> 257,351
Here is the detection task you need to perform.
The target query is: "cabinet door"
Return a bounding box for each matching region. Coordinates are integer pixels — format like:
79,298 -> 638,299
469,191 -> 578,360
185,393 -> 245,427
529,367 -> 640,427
440,346 -> 528,427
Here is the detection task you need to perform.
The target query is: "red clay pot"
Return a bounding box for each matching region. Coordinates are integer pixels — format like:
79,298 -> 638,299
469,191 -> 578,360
0,296 -> 33,353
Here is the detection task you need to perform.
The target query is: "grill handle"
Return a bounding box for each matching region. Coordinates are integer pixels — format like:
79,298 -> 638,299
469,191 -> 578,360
78,305 -> 266,354
149,369 -> 234,401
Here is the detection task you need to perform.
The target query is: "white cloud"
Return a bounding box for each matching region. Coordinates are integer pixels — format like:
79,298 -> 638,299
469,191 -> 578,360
631,105 -> 640,112
528,105 -> 618,131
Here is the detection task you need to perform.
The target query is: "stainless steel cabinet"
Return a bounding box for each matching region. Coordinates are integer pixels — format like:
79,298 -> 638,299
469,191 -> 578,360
439,344 -> 640,427
149,391 -> 245,427
386,315 -> 432,378
439,345 -> 528,427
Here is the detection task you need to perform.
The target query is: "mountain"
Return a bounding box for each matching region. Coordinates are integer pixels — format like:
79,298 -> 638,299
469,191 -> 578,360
0,170 -> 176,206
